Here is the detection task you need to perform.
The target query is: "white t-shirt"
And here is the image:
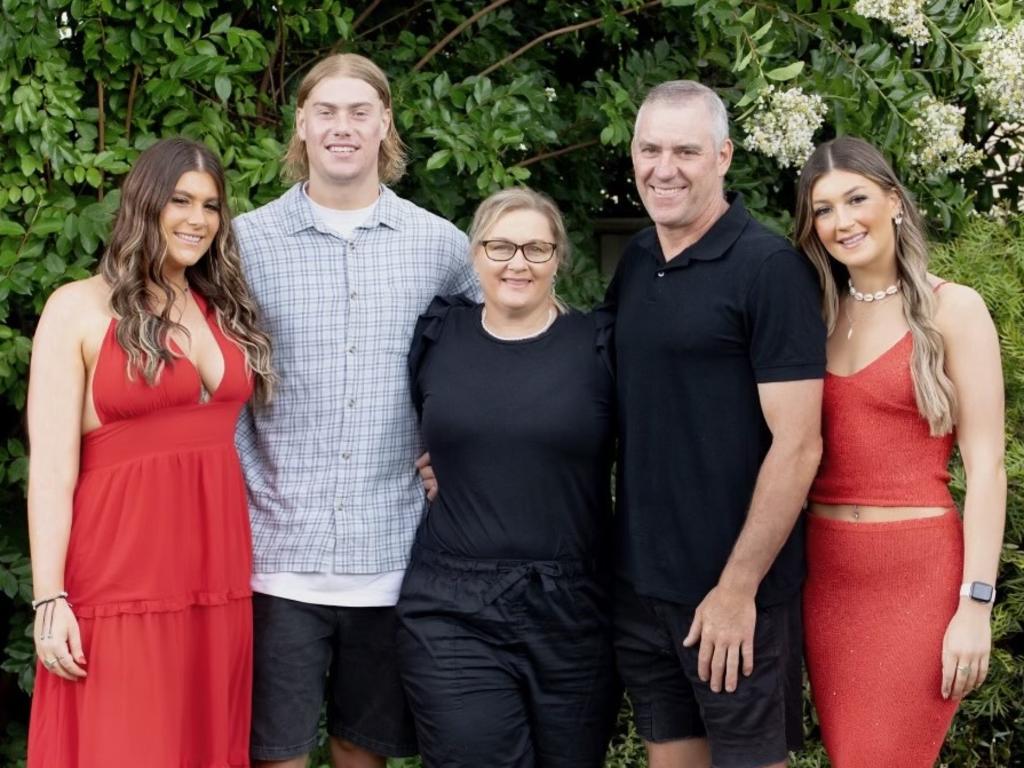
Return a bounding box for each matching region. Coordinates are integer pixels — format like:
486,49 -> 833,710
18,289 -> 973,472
306,192 -> 377,238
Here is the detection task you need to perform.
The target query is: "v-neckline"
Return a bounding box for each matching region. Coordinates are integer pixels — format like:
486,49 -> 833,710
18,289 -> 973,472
826,331 -> 910,379
168,292 -> 227,401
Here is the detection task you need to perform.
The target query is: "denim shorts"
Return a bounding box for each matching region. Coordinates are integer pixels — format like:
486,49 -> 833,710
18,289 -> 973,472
250,592 -> 418,761
613,579 -> 803,768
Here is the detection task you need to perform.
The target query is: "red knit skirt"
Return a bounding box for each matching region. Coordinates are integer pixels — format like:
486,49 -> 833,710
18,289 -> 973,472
804,509 -> 962,768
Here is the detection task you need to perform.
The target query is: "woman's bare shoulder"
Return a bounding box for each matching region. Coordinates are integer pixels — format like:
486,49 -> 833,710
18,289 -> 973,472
37,275 -> 113,340
927,275 -> 994,340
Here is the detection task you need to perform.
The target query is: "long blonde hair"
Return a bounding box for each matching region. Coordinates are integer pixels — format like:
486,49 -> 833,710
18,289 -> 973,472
468,187 -> 571,314
795,136 -> 956,435
282,53 -> 407,185
99,138 -> 275,404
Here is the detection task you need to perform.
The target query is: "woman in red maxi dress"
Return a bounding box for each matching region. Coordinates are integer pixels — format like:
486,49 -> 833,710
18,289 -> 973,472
26,138 -> 274,767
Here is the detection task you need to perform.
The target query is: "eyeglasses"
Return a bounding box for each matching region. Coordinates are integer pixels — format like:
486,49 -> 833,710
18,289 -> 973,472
481,239 -> 557,263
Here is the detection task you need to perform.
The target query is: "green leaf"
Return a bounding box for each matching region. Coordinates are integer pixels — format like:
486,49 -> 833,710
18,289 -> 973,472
0,221 -> 25,237
210,14 -> 232,35
214,74 -> 231,102
765,61 -> 804,81
426,149 -> 452,171
194,39 -> 218,57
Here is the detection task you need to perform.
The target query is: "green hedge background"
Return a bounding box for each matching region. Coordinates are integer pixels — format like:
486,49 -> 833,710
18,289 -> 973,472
1,1 -> 1022,765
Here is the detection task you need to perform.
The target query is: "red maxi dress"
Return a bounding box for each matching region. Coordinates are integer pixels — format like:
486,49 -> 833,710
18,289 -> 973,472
28,293 -> 253,768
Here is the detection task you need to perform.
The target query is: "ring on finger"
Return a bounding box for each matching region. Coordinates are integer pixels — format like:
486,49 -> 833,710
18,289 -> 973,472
957,664 -> 971,673
43,657 -> 57,669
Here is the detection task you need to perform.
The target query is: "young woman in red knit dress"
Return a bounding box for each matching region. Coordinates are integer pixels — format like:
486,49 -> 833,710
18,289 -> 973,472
26,138 -> 273,767
794,136 -> 1005,767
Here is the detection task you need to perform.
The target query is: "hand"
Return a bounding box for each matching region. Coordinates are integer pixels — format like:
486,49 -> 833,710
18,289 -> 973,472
33,599 -> 87,681
415,452 -> 438,502
682,585 -> 756,693
941,601 -> 992,700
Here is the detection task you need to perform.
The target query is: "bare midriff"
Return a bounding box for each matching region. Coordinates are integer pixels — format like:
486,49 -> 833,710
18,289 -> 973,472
809,502 -> 951,522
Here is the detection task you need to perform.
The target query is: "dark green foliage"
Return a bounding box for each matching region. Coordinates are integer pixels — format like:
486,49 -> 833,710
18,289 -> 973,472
1,2 -> 1023,765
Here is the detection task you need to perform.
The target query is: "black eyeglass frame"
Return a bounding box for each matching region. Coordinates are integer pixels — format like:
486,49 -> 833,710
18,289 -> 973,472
480,239 -> 558,263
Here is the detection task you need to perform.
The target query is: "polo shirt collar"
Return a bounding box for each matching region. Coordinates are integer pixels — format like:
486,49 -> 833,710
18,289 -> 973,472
282,183 -> 405,235
651,191 -> 749,270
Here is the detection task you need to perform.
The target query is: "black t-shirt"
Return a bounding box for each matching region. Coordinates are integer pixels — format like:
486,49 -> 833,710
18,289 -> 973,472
409,295 -> 615,562
604,193 -> 826,606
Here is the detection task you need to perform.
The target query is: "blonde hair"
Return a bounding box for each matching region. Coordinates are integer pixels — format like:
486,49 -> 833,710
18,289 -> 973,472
468,187 -> 571,314
99,138 -> 275,404
795,136 -> 956,435
282,53 -> 407,185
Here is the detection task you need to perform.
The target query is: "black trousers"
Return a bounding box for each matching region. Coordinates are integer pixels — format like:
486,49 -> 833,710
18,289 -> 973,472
396,546 -> 620,768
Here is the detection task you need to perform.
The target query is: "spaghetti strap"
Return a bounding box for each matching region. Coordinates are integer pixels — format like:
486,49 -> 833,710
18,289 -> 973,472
932,280 -> 949,293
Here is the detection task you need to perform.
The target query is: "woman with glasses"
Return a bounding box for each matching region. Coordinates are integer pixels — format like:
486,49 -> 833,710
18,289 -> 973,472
396,187 -> 619,767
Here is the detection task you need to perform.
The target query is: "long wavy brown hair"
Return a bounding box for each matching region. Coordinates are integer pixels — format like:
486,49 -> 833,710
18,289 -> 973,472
795,136 -> 956,435
99,138 -> 274,403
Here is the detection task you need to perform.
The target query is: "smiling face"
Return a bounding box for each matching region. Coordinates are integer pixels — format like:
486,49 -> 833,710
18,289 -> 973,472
475,208 -> 559,317
631,98 -> 733,242
810,169 -> 901,273
295,75 -> 390,198
158,170 -> 220,271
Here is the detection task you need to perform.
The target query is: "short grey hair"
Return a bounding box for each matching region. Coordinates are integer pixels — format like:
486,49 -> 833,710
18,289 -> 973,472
635,80 -> 730,148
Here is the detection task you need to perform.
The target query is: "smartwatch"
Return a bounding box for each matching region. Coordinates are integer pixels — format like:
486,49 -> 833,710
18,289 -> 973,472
960,581 -> 996,604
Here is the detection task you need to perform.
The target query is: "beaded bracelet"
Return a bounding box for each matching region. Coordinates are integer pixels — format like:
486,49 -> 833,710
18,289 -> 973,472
31,592 -> 69,611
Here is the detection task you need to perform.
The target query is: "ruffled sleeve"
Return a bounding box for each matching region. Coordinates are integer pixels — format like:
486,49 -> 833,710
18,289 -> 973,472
408,294 -> 477,418
591,306 -> 616,379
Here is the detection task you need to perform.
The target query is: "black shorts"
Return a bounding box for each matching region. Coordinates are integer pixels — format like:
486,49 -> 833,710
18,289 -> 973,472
613,579 -> 803,768
250,592 -> 418,761
396,547 -> 621,768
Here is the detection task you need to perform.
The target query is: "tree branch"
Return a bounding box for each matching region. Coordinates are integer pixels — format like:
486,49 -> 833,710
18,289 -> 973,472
479,0 -> 662,78
124,65 -> 140,141
97,79 -> 105,201
353,0 -> 385,31
516,139 -> 600,168
413,0 -> 515,72
278,9 -> 286,106
356,0 -> 431,39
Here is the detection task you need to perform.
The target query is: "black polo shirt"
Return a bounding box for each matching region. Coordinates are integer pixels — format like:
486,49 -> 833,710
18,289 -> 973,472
605,193 -> 825,606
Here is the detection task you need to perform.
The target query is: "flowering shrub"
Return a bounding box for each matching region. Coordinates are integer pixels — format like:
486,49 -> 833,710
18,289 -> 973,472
742,86 -> 828,168
853,0 -> 931,46
977,22 -> 1024,123
908,97 -> 984,175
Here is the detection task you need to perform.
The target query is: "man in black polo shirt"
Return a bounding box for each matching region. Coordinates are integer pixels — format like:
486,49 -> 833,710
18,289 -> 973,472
606,81 -> 825,768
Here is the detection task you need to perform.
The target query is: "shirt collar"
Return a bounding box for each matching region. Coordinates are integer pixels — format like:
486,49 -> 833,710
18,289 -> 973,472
282,183 -> 405,235
643,191 -> 750,270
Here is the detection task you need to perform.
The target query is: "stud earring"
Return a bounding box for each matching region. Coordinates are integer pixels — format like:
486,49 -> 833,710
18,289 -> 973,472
893,211 -> 904,227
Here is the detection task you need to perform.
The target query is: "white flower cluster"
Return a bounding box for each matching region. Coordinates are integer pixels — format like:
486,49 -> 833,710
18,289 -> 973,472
977,23 -> 1024,122
743,86 -> 827,168
853,0 -> 931,46
544,87 -> 557,103
908,97 -> 983,174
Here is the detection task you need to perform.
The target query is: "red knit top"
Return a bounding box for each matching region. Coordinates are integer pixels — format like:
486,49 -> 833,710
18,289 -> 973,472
809,331 -> 955,507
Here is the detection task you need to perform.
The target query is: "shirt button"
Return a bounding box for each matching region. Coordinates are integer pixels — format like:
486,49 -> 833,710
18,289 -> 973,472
342,452 -> 351,460
657,271 -> 665,278
350,291 -> 358,299
347,399 -> 355,407
334,500 -> 343,511
348,345 -> 356,354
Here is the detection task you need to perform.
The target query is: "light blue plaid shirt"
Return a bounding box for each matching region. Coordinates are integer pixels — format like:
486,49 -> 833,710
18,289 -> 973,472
234,184 -> 479,574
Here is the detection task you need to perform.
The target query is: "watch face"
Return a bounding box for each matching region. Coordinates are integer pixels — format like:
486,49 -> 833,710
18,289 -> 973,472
970,582 -> 994,602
